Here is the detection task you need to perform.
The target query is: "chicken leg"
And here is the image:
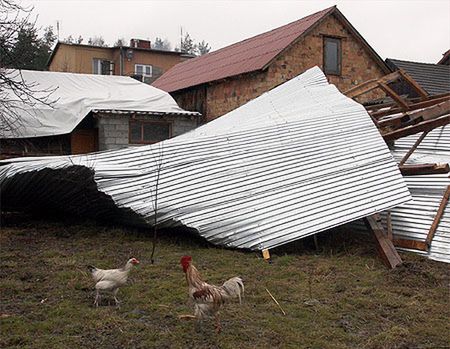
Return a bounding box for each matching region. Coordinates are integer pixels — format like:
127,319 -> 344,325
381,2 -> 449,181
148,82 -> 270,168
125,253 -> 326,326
94,290 -> 101,307
215,313 -> 222,334
113,289 -> 120,307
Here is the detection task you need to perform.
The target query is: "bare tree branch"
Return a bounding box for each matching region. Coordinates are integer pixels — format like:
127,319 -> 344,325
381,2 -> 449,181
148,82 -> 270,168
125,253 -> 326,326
0,0 -> 58,137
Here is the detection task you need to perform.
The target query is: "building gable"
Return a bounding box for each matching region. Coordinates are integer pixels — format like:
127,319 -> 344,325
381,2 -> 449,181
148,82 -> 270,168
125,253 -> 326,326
153,6 -> 388,93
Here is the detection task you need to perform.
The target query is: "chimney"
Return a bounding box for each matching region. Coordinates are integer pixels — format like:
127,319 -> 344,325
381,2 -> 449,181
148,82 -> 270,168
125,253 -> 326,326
129,39 -> 151,49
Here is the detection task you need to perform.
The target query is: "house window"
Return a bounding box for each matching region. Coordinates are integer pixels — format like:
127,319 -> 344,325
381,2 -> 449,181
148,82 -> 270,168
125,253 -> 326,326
134,64 -> 152,83
323,37 -> 341,75
129,120 -> 171,144
93,59 -> 114,75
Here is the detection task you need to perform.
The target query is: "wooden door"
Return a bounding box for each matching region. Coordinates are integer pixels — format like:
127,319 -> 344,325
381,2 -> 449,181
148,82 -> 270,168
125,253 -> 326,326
71,129 -> 98,154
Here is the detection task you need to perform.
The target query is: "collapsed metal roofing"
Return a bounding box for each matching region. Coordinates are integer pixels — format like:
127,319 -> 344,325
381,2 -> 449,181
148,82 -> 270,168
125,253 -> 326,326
387,125 -> 449,263
0,70 -> 198,139
0,67 -> 411,250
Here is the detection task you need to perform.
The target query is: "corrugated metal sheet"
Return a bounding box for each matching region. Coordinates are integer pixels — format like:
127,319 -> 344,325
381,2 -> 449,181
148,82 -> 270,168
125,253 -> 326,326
152,7 -> 334,92
385,125 -> 450,263
0,67 -> 411,250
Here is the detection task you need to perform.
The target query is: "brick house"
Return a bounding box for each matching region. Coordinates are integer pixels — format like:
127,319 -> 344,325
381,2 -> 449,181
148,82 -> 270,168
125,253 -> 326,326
47,39 -> 193,84
153,6 -> 390,121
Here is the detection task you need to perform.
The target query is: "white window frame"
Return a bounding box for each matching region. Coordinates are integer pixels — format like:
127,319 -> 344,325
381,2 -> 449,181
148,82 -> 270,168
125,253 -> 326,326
134,64 -> 152,79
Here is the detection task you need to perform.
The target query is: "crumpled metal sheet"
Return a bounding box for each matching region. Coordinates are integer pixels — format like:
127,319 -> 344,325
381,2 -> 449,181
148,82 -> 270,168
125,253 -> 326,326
0,67 -> 412,250
387,125 -> 450,263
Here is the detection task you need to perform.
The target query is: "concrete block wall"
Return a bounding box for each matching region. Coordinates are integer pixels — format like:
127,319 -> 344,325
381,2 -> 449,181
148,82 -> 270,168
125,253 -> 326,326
97,114 -> 198,151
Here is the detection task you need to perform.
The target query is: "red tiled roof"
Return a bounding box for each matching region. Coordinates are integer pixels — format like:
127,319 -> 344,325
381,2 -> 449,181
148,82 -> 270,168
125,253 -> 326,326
152,6 -> 335,92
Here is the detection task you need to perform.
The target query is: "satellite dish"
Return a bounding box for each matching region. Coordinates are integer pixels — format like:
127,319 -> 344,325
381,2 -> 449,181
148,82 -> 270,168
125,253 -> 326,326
126,49 -> 134,60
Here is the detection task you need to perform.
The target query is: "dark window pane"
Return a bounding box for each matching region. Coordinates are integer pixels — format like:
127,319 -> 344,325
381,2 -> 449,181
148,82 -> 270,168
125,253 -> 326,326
130,122 -> 141,142
101,61 -> 111,75
324,38 -> 341,74
135,65 -> 143,75
143,123 -> 170,142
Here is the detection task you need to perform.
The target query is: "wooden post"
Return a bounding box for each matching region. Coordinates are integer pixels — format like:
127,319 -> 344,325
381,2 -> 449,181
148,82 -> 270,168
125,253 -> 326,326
262,249 -> 271,262
313,235 -> 319,251
364,215 -> 402,269
425,186 -> 450,250
386,211 -> 393,241
398,131 -> 429,166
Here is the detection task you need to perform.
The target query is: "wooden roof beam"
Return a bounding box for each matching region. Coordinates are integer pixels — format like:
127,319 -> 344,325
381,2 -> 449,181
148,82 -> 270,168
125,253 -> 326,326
397,69 -> 429,101
364,215 -> 402,269
378,99 -> 450,129
344,70 -> 402,99
382,115 -> 450,141
425,186 -> 450,250
393,238 -> 428,251
377,82 -> 409,111
399,163 -> 449,176
371,94 -> 450,120
398,131 -> 430,166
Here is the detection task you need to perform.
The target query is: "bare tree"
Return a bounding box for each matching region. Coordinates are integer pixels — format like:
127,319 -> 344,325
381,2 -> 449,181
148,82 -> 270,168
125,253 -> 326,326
149,142 -> 164,264
88,36 -> 107,47
197,40 -> 211,55
114,37 -> 126,46
153,37 -> 171,51
63,35 -> 74,44
0,0 -> 57,137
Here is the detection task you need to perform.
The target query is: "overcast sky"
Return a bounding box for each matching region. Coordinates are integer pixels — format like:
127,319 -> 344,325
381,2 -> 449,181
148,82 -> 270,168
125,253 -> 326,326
26,0 -> 450,63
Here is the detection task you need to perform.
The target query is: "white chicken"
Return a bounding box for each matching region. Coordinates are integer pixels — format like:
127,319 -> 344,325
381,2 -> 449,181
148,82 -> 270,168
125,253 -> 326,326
180,255 -> 244,333
88,257 -> 140,307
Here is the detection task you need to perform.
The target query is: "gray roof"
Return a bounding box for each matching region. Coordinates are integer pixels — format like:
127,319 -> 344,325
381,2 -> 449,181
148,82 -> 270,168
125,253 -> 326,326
386,58 -> 450,96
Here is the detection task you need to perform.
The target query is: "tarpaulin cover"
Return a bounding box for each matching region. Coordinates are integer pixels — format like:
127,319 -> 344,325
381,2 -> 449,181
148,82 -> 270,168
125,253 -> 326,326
1,69 -> 198,139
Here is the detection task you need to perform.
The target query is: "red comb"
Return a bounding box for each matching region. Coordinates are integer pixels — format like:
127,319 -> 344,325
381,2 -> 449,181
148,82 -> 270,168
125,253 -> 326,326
180,256 -> 192,272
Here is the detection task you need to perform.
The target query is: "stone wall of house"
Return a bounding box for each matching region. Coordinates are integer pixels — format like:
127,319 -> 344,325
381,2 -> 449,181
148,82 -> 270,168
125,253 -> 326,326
172,86 -> 207,119
187,13 -> 387,121
97,114 -> 199,151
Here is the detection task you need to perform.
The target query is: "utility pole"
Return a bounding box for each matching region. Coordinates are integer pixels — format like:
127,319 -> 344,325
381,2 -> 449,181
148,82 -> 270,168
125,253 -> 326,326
180,26 -> 183,52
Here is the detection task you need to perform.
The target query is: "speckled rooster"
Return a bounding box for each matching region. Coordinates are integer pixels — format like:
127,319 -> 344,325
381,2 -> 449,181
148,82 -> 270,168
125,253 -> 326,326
180,255 -> 244,333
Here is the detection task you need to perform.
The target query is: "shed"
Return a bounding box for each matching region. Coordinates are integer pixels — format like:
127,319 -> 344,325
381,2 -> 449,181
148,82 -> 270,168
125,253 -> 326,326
0,70 -> 200,158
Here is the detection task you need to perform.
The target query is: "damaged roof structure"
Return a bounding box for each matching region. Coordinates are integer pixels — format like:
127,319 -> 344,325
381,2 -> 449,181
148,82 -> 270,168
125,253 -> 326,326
1,67 -> 412,252
389,126 -> 449,263
345,69 -> 450,263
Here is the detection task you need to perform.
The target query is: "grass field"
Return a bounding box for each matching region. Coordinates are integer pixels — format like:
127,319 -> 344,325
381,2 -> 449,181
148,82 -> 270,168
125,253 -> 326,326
1,214 -> 448,349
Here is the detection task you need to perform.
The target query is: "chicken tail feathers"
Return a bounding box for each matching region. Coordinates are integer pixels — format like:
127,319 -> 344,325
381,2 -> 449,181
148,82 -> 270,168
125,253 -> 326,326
221,277 -> 244,303
87,265 -> 97,273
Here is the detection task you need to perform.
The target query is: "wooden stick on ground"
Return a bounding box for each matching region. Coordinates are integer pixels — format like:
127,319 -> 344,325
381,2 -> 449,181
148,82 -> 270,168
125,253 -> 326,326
178,314 -> 196,320
265,288 -> 286,315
